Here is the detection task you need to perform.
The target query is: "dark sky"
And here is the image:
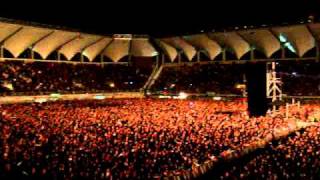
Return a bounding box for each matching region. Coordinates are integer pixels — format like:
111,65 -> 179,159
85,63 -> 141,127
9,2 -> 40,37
0,1 -> 318,37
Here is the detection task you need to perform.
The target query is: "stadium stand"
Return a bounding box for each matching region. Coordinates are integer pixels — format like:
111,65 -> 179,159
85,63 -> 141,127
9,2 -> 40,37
1,18 -> 320,180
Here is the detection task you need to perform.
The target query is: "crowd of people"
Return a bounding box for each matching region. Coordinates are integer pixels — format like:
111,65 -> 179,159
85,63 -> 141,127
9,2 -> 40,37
278,61 -> 320,96
0,61 -> 152,95
1,60 -> 320,97
151,61 -> 320,96
2,59 -> 320,179
209,124 -> 320,179
0,98 -> 311,179
152,64 -> 246,95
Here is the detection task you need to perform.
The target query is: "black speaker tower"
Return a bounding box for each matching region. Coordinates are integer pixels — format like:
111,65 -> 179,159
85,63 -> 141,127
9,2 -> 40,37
246,63 -> 269,117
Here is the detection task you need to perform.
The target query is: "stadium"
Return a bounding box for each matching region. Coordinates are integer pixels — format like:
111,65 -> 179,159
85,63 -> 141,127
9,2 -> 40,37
1,6 -> 320,179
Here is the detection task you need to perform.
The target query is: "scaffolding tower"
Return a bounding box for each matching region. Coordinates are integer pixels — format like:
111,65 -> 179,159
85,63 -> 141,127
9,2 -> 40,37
266,62 -> 282,112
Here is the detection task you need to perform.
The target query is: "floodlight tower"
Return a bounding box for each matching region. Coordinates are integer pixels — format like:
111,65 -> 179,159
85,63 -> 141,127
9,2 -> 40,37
266,62 -> 282,112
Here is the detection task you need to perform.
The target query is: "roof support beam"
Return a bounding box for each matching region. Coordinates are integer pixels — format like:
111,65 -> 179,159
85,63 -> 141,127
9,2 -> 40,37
127,39 -> 133,63
306,24 -> 320,62
235,31 -> 255,60
0,46 -> 3,58
154,39 -> 175,62
222,48 -> 226,61
0,26 -> 24,45
306,24 -> 319,43
178,37 -> 198,60
155,55 -> 159,68
203,34 -> 219,60
54,34 -> 80,61
206,33 -> 223,47
235,31 -> 251,45
54,34 -> 80,54
29,30 -> 55,60
206,33 -> 227,60
200,34 -> 223,60
161,53 -> 165,64
148,37 -> 164,58
98,39 -> 115,62
30,30 -> 55,49
100,54 -> 104,63
196,51 -> 201,62
269,28 -> 285,58
178,51 -> 182,64
181,36 -> 206,61
268,28 -> 281,44
80,37 -> 105,53
79,37 -> 106,63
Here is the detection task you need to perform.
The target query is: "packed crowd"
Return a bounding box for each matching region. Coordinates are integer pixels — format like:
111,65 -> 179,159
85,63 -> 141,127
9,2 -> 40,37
1,60 -> 320,97
0,98 -> 306,179
152,64 -> 246,95
151,61 -> 320,96
278,61 -> 320,96
1,59 -> 320,179
209,124 -> 320,180
0,61 -> 152,95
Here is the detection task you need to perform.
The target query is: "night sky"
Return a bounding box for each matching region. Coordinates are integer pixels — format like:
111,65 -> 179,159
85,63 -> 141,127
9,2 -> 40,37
0,1 -> 318,37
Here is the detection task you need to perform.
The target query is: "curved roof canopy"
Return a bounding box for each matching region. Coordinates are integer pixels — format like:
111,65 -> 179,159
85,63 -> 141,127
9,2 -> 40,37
0,19 -> 319,62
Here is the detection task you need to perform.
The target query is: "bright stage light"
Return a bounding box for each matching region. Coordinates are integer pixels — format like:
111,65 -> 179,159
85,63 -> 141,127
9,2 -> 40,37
178,92 -> 188,99
109,83 -> 115,88
34,98 -> 47,103
94,95 -> 106,100
50,93 -> 61,97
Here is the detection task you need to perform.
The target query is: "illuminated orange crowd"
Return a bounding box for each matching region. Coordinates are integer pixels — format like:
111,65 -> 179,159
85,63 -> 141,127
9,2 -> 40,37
0,99 -> 318,179
214,125 -> 320,179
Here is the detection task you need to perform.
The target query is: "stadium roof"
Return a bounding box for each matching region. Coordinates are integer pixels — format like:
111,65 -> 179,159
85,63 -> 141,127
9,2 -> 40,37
0,18 -> 319,62
0,14 -> 320,62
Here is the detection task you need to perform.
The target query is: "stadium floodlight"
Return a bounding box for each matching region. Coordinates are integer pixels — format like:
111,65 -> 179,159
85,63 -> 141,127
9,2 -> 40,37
279,34 -> 296,53
49,93 -> 61,101
50,93 -> 61,97
34,98 -> 47,103
94,95 -> 106,100
152,52 -> 159,56
109,83 -> 115,88
178,92 -> 188,99
279,34 -> 287,42
284,42 -> 296,53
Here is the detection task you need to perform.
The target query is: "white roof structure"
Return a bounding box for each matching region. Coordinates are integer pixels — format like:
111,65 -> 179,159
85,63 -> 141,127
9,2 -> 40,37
0,18 -> 319,63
